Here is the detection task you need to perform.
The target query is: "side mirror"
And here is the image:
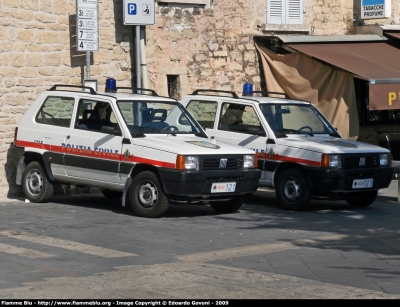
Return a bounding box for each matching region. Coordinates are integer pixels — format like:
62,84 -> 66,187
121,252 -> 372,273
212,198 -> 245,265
101,125 -> 122,136
247,126 -> 266,137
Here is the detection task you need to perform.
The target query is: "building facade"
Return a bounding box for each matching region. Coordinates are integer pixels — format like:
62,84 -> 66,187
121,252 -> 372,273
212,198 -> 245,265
1,0 -> 399,197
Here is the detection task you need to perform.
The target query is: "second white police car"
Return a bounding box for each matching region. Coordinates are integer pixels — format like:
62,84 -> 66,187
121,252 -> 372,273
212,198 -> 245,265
10,80 -> 261,218
180,84 -> 394,211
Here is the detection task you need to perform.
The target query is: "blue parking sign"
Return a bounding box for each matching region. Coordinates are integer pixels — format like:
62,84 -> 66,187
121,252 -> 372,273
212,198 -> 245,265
127,3 -> 136,15
123,0 -> 154,25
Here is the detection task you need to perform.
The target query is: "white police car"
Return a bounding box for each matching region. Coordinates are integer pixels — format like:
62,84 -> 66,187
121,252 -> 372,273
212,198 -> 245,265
180,84 -> 394,211
10,80 -> 261,218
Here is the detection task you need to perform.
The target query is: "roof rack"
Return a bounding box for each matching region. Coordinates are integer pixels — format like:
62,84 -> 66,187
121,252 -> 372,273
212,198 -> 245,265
252,91 -> 290,99
191,89 -> 239,99
114,87 -> 159,96
48,84 -> 97,95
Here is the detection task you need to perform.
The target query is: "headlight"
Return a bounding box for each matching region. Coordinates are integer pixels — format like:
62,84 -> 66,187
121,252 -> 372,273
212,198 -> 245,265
379,153 -> 390,166
176,155 -> 198,170
321,154 -> 341,168
243,154 -> 256,168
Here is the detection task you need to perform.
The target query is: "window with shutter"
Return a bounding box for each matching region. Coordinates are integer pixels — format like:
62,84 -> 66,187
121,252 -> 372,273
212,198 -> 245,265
266,0 -> 303,25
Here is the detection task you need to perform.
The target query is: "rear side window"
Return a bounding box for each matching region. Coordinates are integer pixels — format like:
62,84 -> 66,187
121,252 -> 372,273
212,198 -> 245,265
219,103 -> 263,135
186,100 -> 217,129
35,96 -> 74,127
75,100 -> 119,133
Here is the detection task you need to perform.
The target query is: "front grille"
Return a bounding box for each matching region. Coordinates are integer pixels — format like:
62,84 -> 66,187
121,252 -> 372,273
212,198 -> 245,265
206,176 -> 244,182
341,154 -> 379,168
200,155 -> 243,170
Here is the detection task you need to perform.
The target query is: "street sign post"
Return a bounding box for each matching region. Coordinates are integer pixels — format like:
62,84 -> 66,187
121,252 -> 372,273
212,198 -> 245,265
76,0 -> 99,52
122,0 -> 155,90
76,0 -> 99,81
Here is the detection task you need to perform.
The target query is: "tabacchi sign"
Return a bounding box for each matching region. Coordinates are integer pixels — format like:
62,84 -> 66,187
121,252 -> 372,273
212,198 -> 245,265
361,0 -> 391,19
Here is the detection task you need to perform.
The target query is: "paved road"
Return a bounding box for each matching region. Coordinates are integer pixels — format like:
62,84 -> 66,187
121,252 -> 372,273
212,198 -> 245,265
0,180 -> 399,299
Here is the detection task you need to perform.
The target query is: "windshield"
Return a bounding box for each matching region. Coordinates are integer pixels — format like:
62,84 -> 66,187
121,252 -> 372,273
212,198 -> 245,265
117,100 -> 206,137
259,104 -> 339,137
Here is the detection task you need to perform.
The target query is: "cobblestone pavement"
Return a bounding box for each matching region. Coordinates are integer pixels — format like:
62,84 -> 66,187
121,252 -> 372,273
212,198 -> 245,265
0,180 -> 399,299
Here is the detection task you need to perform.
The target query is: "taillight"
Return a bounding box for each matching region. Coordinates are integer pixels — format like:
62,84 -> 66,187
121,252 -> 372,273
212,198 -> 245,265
14,127 -> 18,142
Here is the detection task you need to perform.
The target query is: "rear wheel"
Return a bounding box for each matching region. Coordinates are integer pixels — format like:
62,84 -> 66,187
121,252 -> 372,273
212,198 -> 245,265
101,189 -> 123,199
276,169 -> 310,211
129,171 -> 169,218
346,191 -> 378,207
22,161 -> 54,203
210,195 -> 245,213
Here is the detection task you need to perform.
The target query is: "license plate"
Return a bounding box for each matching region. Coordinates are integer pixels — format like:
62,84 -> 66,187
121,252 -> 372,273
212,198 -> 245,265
352,179 -> 373,189
211,182 -> 236,193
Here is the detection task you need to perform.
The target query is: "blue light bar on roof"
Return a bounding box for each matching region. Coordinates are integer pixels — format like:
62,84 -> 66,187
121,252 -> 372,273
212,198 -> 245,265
105,78 -> 117,92
243,83 -> 253,96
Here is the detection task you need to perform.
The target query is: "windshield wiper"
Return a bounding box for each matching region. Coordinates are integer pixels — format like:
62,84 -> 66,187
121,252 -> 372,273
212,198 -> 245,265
329,132 -> 341,138
194,132 -> 208,138
276,129 -> 299,134
131,133 -> 145,138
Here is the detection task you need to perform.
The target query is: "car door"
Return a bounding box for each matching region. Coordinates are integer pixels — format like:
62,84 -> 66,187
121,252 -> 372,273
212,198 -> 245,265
34,95 -> 76,178
186,99 -> 272,185
63,97 -> 124,184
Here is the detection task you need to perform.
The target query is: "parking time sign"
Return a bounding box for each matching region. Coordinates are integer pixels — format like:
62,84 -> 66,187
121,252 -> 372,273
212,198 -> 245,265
127,3 -> 137,15
76,0 -> 99,52
123,0 -> 155,25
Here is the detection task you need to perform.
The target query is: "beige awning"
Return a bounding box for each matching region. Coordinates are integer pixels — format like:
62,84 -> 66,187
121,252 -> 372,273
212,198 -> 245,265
385,32 -> 400,39
255,44 -> 359,139
285,42 -> 400,111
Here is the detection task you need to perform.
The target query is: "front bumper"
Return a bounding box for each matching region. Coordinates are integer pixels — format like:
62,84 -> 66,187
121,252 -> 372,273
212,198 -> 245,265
158,168 -> 261,200
303,165 -> 393,193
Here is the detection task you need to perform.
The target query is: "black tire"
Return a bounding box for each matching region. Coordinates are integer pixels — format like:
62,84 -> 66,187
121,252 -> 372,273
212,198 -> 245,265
129,171 -> 169,218
101,189 -> 123,199
346,191 -> 378,207
276,169 -> 310,211
210,195 -> 245,213
22,161 -> 54,203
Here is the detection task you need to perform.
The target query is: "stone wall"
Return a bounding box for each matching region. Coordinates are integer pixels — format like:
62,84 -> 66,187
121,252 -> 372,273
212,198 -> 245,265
146,0 -> 266,98
0,0 -> 133,198
310,0 -> 399,35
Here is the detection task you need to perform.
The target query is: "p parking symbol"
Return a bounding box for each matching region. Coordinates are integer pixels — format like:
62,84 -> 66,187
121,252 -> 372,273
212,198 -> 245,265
127,3 -> 137,15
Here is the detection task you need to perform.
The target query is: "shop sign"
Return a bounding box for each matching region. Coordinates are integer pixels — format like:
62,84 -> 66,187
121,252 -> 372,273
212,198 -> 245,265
361,0 -> 391,19
369,82 -> 400,110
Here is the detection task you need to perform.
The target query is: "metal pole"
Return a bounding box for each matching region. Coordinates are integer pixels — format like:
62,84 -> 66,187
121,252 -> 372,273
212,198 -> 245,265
140,26 -> 148,89
135,25 -> 141,90
86,51 -> 91,79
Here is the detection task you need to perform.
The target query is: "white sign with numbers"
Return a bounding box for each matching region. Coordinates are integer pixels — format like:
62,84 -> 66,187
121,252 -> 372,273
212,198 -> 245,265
76,0 -> 99,52
77,19 -> 98,30
78,8 -> 98,19
77,29 -> 98,40
77,41 -> 98,51
77,0 -> 97,8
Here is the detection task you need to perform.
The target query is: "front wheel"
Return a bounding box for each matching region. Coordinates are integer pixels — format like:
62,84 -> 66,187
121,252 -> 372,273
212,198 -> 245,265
346,191 -> 378,207
210,195 -> 245,213
276,169 -> 310,211
22,161 -> 54,202
129,171 -> 169,218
